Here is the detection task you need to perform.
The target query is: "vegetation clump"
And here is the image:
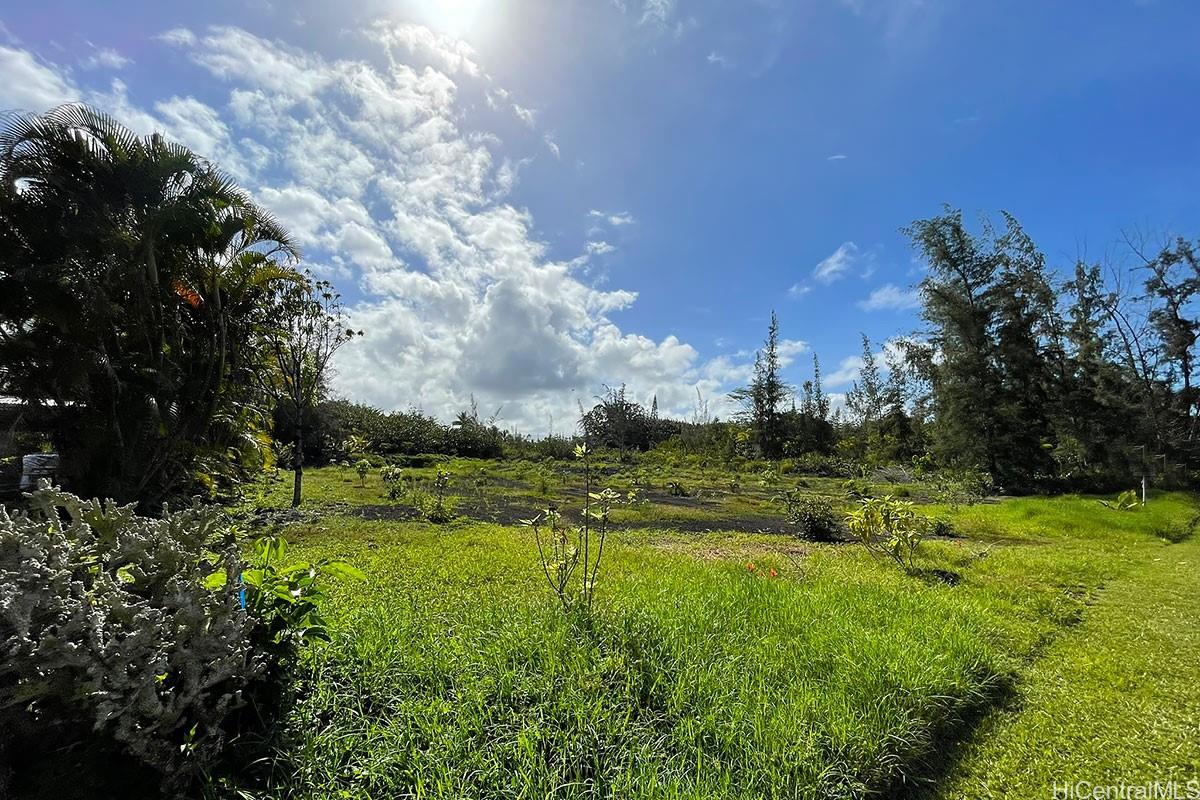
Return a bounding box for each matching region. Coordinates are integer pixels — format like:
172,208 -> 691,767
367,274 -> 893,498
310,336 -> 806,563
845,495 -> 928,572
777,490 -> 843,541
0,484 -> 361,795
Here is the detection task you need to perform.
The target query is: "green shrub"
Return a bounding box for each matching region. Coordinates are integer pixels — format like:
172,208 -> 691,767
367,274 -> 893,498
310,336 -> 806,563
927,468 -> 994,509
777,491 -> 843,542
237,535 -> 365,658
403,469 -> 456,523
1100,489 -> 1140,512
0,486 -> 259,790
927,518 -> 956,538
0,485 -> 363,793
845,495 -> 927,572
790,452 -> 856,477
842,478 -> 872,500
379,464 -> 404,500
354,459 -> 371,487
667,480 -> 690,497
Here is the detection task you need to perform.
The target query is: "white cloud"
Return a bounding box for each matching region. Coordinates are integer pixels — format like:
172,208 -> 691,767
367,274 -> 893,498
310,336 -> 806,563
161,24 -> 732,430
511,102 -> 536,127
157,28 -> 197,47
640,0 -> 676,27
707,51 -> 729,66
858,283 -> 921,311
367,21 -> 483,78
543,133 -> 561,159
813,241 -> 860,284
777,338 -> 809,366
827,356 -> 865,388
0,45 -> 80,111
827,153 -> 847,161
589,209 -> 635,227
81,47 -> 131,70
587,241 -> 616,256
788,283 -> 811,298
1,28 -> 753,432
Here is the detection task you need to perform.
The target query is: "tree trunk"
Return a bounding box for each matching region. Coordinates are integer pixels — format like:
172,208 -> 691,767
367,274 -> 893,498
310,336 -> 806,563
292,425 -> 303,508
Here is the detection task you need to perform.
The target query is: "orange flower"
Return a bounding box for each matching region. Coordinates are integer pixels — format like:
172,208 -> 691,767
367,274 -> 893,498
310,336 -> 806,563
746,562 -> 756,572
769,568 -> 778,578
172,279 -> 203,310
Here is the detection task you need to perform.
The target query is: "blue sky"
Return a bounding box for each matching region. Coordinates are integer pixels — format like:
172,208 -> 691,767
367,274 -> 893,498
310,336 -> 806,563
2,1 -> 1198,432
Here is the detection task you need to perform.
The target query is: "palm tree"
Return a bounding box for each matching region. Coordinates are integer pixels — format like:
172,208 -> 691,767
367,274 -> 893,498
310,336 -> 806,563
0,104 -> 301,506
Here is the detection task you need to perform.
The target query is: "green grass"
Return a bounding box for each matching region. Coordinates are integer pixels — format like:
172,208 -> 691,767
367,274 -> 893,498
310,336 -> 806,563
239,471 -> 1199,799
930,509 -> 1200,797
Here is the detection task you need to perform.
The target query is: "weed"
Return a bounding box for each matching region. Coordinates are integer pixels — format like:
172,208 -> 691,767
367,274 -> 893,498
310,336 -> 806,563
524,444 -> 619,615
667,480 -> 690,497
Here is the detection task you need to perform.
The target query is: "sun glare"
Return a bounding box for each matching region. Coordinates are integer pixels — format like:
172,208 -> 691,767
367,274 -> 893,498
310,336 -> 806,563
412,0 -> 498,40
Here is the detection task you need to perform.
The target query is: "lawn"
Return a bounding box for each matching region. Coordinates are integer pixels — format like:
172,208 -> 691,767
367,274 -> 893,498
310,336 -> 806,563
237,464 -> 1199,799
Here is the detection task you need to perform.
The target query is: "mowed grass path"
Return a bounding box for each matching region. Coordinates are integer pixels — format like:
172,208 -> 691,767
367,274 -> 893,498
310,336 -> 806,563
257,474 -> 1198,799
931,528 -> 1200,798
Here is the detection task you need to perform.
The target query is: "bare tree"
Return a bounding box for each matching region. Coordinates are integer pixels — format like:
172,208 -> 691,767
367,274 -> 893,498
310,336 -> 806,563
266,274 -> 361,507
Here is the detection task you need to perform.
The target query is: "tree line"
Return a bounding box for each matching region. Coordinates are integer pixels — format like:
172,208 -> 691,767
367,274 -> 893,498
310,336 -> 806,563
729,209 -> 1199,492
3,105 -> 1196,505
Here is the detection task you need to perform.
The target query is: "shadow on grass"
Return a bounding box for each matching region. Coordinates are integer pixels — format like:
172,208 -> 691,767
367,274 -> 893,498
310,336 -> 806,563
911,567 -> 963,586
887,672 -> 1020,800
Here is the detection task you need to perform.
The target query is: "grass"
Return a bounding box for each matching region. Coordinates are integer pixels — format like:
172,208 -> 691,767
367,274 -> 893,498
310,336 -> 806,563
929,508 -> 1200,797
231,460 -> 1200,799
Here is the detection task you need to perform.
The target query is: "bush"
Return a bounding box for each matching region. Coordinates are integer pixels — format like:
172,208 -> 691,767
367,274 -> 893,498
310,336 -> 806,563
1100,489 -> 1140,512
380,464 -> 404,500
842,478 -> 872,500
871,464 -> 916,484
845,495 -> 927,572
0,486 -> 260,791
926,468 -> 994,509
0,485 -> 364,794
789,452 -> 856,477
777,491 -> 843,542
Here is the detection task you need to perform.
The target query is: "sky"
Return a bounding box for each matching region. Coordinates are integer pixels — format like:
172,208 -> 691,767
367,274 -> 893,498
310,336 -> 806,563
2,1 -> 1199,434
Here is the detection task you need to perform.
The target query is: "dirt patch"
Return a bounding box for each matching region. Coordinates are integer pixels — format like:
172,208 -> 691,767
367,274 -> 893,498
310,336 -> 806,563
351,504 -> 426,523
650,536 -> 815,565
345,495 -> 819,537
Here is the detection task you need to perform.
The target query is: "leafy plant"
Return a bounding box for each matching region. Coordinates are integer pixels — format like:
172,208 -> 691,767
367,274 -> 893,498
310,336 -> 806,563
845,495 -> 927,572
777,491 -> 843,542
0,487 -> 250,790
927,469 -> 994,510
425,469 -> 456,523
1100,489 -> 1141,512
379,464 -> 405,499
667,480 -> 690,497
227,535 -> 365,656
842,478 -> 872,500
524,444 -> 621,615
0,106 -> 305,508
354,459 -> 371,487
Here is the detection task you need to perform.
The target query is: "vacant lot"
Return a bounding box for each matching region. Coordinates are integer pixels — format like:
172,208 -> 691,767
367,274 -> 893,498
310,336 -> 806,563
233,463 -> 1200,799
